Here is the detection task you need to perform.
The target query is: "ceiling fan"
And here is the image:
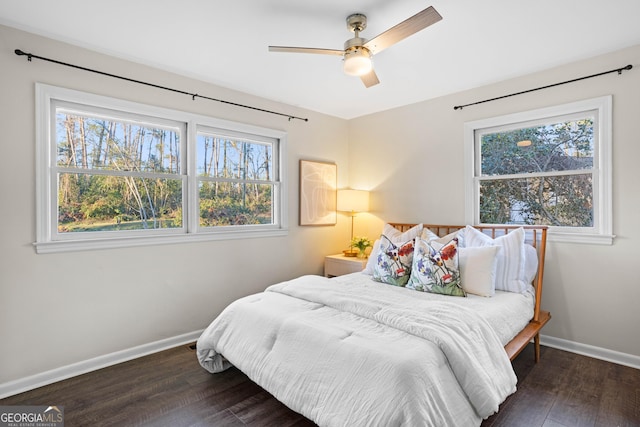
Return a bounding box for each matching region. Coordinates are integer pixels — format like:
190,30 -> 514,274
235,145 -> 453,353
269,6 -> 442,88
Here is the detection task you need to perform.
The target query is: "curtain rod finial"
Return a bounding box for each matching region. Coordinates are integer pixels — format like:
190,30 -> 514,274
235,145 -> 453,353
15,49 -> 32,61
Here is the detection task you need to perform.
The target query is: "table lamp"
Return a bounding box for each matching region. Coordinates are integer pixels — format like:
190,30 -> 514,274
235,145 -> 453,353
337,189 -> 370,257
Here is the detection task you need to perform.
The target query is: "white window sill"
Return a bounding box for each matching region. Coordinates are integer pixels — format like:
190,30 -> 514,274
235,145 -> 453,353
34,228 -> 289,254
547,231 -> 615,245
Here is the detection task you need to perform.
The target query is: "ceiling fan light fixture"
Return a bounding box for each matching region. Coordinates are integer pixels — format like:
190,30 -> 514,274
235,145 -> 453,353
343,47 -> 372,76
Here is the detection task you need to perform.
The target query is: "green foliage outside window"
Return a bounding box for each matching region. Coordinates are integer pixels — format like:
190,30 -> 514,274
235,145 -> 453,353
56,113 -> 183,233
56,112 -> 275,233
479,118 -> 594,227
196,135 -> 274,227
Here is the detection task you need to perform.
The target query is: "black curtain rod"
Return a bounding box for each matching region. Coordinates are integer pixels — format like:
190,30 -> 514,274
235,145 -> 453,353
453,64 -> 633,110
15,49 -> 309,122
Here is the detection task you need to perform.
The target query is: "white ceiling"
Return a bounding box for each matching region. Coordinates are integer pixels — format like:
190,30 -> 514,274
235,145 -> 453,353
2,0 -> 640,119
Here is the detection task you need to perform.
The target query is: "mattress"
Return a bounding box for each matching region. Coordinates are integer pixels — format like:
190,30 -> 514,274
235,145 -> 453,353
333,272 -> 535,345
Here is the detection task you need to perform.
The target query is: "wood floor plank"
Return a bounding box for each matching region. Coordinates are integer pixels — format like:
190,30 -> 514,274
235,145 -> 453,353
228,390 -> 314,426
594,374 -> 640,426
541,419 -> 573,427
489,387 -> 556,427
545,354 -> 609,427
142,406 -> 244,427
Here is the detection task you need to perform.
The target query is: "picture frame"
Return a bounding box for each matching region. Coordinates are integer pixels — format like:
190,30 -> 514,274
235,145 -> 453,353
299,160 -> 337,226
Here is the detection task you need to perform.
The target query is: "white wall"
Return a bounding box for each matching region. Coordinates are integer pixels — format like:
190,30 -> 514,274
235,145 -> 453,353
348,44 -> 640,358
0,25 -> 351,386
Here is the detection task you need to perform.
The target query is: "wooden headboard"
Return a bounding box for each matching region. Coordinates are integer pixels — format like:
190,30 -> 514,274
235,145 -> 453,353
389,223 -> 550,362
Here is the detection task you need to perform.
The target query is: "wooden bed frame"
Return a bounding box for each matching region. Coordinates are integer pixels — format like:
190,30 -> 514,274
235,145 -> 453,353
389,223 -> 551,363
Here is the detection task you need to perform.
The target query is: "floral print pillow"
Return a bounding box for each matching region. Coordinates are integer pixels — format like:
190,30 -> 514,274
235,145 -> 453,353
407,237 -> 466,297
372,235 -> 415,287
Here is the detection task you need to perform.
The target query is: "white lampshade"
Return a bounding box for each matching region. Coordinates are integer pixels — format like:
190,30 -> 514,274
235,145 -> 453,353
343,48 -> 373,76
337,189 -> 370,213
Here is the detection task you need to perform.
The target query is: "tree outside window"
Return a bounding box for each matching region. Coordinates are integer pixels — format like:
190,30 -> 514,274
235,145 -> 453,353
478,116 -> 594,227
196,132 -> 275,227
56,112 -> 183,233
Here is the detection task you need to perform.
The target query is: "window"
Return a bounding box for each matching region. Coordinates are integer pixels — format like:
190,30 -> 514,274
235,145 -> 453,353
36,84 -> 287,253
196,127 -> 280,228
464,96 -> 612,244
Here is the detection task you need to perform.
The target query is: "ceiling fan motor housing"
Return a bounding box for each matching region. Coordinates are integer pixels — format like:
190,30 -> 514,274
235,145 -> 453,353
346,13 -> 367,33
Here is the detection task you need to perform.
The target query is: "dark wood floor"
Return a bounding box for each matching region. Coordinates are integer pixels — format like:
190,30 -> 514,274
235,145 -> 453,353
2,343 -> 638,426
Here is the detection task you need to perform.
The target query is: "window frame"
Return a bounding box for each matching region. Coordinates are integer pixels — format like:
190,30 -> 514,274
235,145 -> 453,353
35,83 -> 288,254
193,124 -> 282,233
463,96 -> 613,245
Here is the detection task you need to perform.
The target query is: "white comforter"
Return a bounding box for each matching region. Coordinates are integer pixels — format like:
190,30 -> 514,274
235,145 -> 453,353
197,274 -> 519,427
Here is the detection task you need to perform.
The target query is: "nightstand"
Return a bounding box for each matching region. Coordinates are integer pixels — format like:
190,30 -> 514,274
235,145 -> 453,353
324,254 -> 368,277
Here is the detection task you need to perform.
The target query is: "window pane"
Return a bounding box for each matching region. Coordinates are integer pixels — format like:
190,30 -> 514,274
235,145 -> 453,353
56,113 -> 181,174
58,173 -> 183,233
480,117 -> 594,176
199,181 -> 273,226
196,135 -> 272,181
479,174 -> 593,227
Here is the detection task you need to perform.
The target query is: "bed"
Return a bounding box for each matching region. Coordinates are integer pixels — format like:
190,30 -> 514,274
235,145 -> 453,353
197,223 -> 550,426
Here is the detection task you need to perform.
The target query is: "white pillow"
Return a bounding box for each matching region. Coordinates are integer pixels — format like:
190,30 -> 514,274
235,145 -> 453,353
464,225 -> 527,293
523,244 -> 539,284
363,239 -> 380,275
364,223 -> 423,275
421,228 -> 439,241
421,228 -> 465,247
383,223 -> 423,243
459,246 -> 500,297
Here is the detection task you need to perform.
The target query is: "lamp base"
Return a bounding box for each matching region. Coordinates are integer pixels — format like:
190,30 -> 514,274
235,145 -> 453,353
343,248 -> 358,257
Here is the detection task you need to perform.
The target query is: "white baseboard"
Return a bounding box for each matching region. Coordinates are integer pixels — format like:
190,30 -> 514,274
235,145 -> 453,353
540,334 -> 640,369
0,330 -> 203,400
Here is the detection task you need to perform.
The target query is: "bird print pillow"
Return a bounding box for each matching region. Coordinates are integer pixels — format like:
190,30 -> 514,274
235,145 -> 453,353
372,235 -> 415,287
407,237 -> 465,297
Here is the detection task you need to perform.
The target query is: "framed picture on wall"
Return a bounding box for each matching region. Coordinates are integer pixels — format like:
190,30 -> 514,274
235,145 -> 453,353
299,160 -> 337,226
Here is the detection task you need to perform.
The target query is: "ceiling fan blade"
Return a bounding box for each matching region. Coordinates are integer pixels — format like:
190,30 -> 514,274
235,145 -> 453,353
360,69 -> 380,88
268,46 -> 344,56
364,6 -> 442,55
